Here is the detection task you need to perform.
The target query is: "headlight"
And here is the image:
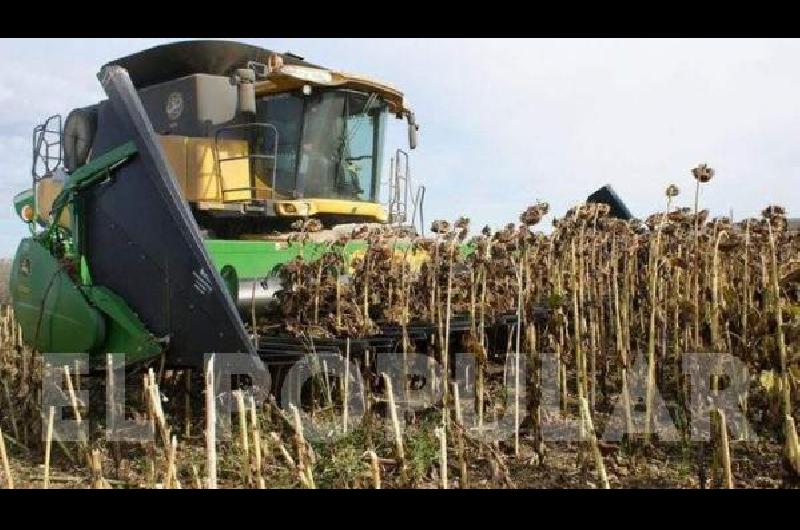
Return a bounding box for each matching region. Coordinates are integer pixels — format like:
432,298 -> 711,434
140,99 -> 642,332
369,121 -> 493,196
279,65 -> 334,85
20,204 -> 34,223
276,202 -> 310,216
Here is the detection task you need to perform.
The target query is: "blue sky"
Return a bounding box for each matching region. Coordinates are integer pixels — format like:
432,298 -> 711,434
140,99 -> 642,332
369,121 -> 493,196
1,38 -> 799,257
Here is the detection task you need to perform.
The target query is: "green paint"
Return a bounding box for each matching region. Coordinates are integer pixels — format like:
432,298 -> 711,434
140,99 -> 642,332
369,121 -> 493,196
80,286 -> 162,366
205,239 -> 369,279
10,238 -> 161,365
11,238 -> 106,353
206,237 -> 475,281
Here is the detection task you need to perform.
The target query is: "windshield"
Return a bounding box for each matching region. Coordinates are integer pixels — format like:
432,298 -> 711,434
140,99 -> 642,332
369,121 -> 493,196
255,89 -> 386,202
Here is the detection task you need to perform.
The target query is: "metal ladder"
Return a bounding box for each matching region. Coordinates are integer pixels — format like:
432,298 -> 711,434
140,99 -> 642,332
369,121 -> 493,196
387,148 -> 425,235
388,149 -> 410,224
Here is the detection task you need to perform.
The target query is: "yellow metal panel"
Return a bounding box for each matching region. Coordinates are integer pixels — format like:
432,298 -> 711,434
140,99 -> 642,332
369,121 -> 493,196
35,177 -> 70,228
253,172 -> 273,200
308,199 -> 388,222
273,198 -> 388,222
255,69 -> 407,115
158,135 -> 188,197
187,138 -> 251,202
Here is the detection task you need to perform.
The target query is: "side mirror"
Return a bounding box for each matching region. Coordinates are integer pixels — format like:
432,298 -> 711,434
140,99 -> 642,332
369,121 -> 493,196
234,68 -> 256,115
407,112 -> 419,150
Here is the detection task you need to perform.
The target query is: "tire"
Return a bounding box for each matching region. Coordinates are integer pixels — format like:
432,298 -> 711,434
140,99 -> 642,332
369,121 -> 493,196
63,106 -> 98,172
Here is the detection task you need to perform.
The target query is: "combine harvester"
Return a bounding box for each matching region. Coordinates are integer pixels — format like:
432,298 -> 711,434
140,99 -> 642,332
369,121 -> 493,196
8,40 -> 631,376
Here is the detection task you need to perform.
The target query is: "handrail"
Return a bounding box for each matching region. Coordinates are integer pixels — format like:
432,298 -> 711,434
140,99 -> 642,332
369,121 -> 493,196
31,115 -> 63,181
411,185 -> 426,237
213,122 -> 279,202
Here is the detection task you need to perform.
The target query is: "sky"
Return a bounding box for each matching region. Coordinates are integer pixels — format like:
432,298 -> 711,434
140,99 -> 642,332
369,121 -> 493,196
1,38 -> 799,257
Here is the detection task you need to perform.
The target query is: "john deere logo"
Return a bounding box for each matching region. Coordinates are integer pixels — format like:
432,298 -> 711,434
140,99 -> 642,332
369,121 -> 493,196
165,92 -> 183,121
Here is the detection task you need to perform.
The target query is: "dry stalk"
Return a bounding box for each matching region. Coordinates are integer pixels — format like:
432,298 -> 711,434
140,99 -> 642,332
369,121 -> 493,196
1,380 -> 19,441
712,408 -> 734,488
269,431 -> 295,469
767,223 -> 791,417
435,425 -> 448,489
365,450 -> 381,489
621,368 -> 634,439
205,355 -> 217,489
270,431 -> 312,488
381,373 -> 407,478
0,424 -> 13,489
147,368 -> 171,450
234,389 -> 251,485
165,435 -> 177,489
343,339 -> 350,433
289,404 -> 315,488
443,239 -> 455,426
191,464 -> 203,489
250,396 -> 265,489
90,449 -> 111,489
579,396 -> 610,489
452,383 -> 468,488
785,415 -> 800,475
645,200 -> 669,442
44,405 -> 54,489
184,369 -> 192,438
63,364 -> 91,468
513,258 -> 523,457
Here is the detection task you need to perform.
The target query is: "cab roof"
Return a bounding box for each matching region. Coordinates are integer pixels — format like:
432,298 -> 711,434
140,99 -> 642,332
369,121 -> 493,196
104,40 -> 317,89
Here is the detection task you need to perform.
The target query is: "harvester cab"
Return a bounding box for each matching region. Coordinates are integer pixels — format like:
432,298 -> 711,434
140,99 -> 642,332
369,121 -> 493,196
9,40 -> 421,369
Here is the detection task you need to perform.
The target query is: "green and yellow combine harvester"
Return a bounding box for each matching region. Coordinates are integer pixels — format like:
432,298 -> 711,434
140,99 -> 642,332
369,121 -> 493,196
9,40 -> 630,373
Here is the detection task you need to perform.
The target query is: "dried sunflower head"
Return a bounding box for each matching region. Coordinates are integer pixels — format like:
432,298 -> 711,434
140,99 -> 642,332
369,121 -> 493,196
738,218 -> 759,232
430,219 -> 451,234
692,163 -> 715,183
350,225 -> 369,240
577,203 -> 595,220
538,201 -> 550,216
454,216 -> 471,241
628,218 -> 645,234
412,238 -> 435,253
520,206 -> 543,226
454,216 -> 470,231
305,218 -> 323,233
769,215 -> 788,233
565,206 -> 579,219
694,209 -> 710,226
717,233 -> 742,251
762,205 -> 786,219
645,213 -> 662,231
668,207 -> 691,223
666,184 -> 680,198
780,260 -> 800,285
712,217 -> 732,230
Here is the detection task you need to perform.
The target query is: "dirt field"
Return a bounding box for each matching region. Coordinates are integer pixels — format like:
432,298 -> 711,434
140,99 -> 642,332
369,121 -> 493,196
0,316 -> 797,490
0,365 -> 795,489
